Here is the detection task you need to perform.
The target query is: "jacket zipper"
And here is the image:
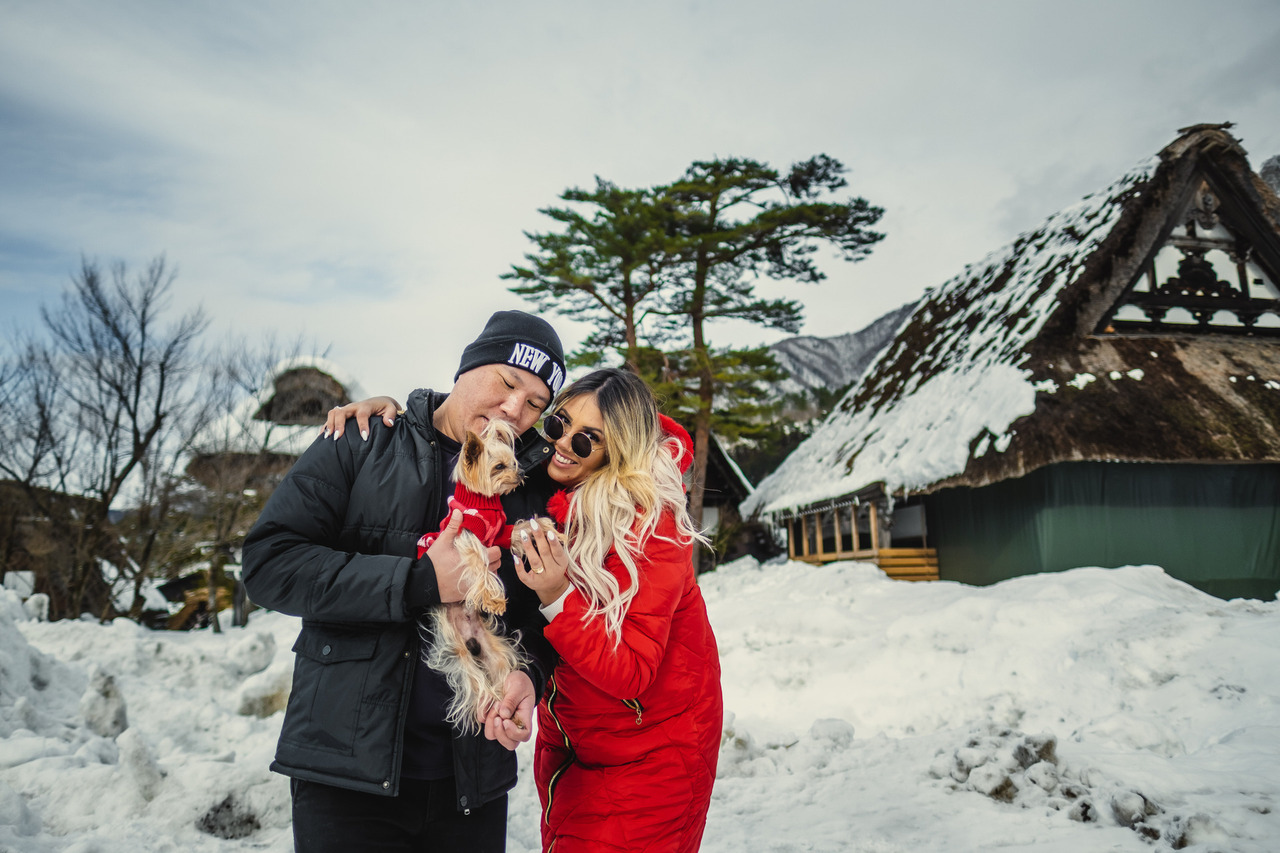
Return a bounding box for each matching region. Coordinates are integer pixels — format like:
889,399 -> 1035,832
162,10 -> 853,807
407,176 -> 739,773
623,698 -> 644,725
542,674 -> 576,830
385,639 -> 416,797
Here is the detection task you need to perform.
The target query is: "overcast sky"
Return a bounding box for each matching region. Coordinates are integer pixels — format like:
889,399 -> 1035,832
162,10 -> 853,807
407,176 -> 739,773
3,0 -> 1279,400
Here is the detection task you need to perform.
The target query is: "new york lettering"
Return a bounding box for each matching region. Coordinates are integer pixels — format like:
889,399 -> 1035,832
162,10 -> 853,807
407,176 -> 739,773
508,342 -> 550,373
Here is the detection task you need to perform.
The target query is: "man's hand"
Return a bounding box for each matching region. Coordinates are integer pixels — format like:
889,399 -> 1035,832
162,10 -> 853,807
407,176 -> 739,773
427,510 -> 500,603
322,395 -> 402,441
483,671 -> 536,749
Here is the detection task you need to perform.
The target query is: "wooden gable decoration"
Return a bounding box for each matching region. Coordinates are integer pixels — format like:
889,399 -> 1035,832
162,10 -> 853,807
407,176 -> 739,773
1098,164 -> 1280,338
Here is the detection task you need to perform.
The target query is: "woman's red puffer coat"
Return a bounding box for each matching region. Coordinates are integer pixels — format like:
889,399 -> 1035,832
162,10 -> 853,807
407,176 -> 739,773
534,418 -> 722,852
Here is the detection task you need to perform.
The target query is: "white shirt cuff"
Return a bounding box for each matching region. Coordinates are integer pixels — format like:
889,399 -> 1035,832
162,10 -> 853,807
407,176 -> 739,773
539,586 -> 573,621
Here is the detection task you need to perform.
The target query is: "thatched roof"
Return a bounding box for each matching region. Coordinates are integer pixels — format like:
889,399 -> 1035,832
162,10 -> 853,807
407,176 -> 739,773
745,126 -> 1280,517
252,366 -> 350,426
189,357 -> 364,465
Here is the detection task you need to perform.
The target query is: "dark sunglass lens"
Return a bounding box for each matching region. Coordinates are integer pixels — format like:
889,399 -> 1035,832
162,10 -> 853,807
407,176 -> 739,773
570,432 -> 593,458
545,414 -> 596,458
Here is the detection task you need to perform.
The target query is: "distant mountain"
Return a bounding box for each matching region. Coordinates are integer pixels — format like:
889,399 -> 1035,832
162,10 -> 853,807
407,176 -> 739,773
769,301 -> 917,403
719,300 -> 919,485
1262,154 -> 1280,195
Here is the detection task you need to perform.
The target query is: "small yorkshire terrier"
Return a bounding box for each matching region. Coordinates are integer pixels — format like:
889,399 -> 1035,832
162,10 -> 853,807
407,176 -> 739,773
418,419 -> 525,733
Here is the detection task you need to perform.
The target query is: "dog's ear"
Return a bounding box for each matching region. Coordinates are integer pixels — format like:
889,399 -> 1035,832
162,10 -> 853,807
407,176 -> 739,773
462,430 -> 484,470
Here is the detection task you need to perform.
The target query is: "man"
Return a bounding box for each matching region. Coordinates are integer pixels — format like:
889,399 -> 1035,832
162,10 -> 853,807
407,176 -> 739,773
242,310 -> 565,853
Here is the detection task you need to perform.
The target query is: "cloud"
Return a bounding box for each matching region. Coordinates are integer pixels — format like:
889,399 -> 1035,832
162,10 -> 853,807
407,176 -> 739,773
1,0 -> 1279,398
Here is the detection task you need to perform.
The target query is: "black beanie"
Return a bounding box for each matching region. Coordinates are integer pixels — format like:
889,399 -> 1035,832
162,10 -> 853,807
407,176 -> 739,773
455,310 -> 566,395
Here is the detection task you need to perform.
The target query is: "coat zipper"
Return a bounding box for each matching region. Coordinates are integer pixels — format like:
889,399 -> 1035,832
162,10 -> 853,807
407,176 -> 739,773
623,698 -> 644,725
542,674 -> 577,829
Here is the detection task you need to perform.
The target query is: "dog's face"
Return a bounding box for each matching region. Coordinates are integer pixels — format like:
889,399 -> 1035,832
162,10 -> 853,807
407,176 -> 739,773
454,419 -> 522,497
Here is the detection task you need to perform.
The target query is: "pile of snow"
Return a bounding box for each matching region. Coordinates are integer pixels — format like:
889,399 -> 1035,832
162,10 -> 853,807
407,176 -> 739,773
1,596 -> 298,851
4,560 -> 1279,852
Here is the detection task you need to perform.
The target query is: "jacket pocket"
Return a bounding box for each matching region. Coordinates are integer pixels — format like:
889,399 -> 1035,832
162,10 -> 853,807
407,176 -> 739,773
281,625 -> 380,755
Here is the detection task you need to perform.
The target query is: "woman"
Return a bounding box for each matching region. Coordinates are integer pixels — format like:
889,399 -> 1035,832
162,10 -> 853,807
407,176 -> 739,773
514,368 -> 722,853
328,369 -> 722,852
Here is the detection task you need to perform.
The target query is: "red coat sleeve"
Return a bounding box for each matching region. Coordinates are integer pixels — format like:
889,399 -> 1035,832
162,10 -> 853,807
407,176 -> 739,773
544,515 -> 692,699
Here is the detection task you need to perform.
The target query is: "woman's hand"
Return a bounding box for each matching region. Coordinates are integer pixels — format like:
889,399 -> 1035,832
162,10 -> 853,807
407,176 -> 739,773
514,526 -> 572,606
321,395 -> 402,441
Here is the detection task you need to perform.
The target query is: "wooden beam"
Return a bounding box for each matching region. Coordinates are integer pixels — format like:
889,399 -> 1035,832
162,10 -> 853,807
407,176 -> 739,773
815,510 -> 826,561
875,547 -> 940,582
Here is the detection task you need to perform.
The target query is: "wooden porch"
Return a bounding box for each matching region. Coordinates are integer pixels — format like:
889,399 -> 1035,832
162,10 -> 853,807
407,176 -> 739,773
785,500 -> 939,582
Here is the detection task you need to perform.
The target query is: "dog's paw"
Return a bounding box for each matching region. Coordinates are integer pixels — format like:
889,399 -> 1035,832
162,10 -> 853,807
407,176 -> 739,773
476,586 -> 508,616
511,517 -> 559,552
463,571 -> 508,616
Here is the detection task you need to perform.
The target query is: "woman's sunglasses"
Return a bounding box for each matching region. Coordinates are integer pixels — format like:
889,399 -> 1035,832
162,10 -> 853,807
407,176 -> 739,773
542,413 -> 604,458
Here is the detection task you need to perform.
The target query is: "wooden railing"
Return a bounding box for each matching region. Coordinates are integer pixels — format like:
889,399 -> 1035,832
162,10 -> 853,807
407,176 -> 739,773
785,504 -> 939,581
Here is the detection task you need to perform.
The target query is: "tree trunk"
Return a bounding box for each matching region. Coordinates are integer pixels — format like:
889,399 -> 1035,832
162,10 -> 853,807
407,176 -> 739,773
688,257 -> 711,550
624,306 -> 640,374
208,550 -> 225,634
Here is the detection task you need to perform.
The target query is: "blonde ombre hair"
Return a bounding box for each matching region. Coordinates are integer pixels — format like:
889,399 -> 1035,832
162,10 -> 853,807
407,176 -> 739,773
552,369 -> 706,643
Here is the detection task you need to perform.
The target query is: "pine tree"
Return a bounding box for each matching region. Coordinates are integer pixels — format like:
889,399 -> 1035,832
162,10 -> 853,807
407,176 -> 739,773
656,155 -> 884,528
507,155 -> 884,530
503,178 -> 679,371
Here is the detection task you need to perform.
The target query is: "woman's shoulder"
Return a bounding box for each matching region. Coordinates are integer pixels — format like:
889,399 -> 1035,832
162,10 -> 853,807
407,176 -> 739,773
654,508 -> 681,532
628,504 -> 678,533
637,510 -> 693,559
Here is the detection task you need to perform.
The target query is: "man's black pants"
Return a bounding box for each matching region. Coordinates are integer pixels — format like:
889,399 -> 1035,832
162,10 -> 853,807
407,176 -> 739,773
291,777 -> 507,853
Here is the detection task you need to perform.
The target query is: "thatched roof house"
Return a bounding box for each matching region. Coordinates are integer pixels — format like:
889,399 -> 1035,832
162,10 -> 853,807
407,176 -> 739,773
743,125 -> 1280,599
187,356 -> 364,486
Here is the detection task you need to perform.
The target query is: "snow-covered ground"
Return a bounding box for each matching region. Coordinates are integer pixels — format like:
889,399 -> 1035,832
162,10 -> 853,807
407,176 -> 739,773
3,559 -> 1278,852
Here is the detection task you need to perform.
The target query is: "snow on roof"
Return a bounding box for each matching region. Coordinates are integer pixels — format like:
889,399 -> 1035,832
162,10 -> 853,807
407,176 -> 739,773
719,436 -> 755,496
743,158 -> 1154,517
190,356 -> 364,459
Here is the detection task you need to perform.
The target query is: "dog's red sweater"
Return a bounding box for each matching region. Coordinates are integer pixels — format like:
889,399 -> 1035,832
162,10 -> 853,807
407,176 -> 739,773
415,483 -> 511,558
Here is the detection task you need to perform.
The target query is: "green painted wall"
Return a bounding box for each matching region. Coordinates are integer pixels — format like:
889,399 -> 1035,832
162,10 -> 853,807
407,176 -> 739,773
929,461 -> 1280,600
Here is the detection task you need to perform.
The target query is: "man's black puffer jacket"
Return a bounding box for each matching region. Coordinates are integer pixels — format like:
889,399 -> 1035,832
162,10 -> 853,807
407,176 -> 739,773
242,389 -> 557,810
